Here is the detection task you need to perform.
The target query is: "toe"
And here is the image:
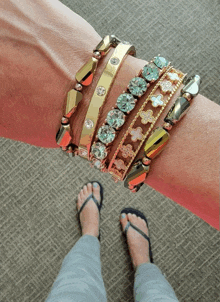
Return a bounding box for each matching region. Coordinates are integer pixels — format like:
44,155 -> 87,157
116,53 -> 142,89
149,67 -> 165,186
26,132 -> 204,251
83,185 -> 88,195
80,189 -> 84,201
92,182 -> 101,204
87,183 -> 93,195
120,212 -> 129,232
77,195 -> 82,211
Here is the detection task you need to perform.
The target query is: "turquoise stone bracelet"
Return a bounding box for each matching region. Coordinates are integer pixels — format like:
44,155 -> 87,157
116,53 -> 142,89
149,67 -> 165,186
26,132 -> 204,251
90,55 -> 170,170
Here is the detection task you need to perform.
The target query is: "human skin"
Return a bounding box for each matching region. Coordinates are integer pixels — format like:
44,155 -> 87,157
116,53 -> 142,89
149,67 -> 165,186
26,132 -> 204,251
0,0 -> 219,230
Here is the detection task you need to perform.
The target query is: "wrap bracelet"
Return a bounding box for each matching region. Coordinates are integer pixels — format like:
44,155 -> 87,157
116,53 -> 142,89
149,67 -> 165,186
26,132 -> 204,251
56,34 -> 121,154
77,41 -> 136,159
124,74 -> 201,192
108,66 -> 186,182
89,55 -> 170,170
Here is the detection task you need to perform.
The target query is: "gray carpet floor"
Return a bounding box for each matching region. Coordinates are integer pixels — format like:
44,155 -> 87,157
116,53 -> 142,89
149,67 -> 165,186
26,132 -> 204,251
1,0 -> 220,301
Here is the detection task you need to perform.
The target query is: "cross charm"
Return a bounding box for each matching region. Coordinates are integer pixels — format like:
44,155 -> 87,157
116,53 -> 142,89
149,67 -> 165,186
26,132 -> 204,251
129,127 -> 143,142
159,80 -> 173,94
140,109 -> 156,124
150,94 -> 164,108
120,144 -> 134,158
114,159 -> 127,171
167,72 -> 180,82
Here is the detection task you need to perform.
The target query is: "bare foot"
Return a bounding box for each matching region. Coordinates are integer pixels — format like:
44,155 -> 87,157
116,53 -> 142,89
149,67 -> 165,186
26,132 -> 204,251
77,182 -> 101,238
120,212 -> 150,269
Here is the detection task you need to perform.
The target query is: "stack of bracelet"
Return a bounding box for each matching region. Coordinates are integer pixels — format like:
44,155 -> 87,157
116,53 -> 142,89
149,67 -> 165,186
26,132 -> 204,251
56,34 -> 201,194
89,55 -> 170,171
56,35 -> 122,154
124,75 -> 201,192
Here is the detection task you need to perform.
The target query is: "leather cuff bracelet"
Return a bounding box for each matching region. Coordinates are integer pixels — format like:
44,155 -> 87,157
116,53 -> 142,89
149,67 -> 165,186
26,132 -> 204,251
124,75 -> 201,192
56,35 -> 122,153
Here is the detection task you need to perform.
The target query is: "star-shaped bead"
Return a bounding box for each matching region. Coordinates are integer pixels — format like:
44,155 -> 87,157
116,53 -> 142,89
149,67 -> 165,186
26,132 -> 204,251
120,144 -> 134,158
140,109 -> 156,124
114,159 -> 127,171
159,80 -> 173,94
149,94 -> 164,108
167,72 -> 180,82
129,127 -> 143,142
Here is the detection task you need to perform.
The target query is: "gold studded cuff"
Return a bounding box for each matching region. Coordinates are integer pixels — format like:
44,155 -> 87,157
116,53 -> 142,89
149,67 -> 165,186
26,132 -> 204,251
108,67 -> 186,182
56,35 -> 122,151
77,41 -> 136,159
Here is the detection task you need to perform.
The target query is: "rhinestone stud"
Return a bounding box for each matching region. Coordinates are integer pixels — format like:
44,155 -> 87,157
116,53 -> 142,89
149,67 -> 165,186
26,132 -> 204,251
91,142 -> 107,160
84,119 -> 94,129
128,77 -> 147,97
106,109 -> 125,129
153,56 -> 169,69
142,62 -> 159,82
97,125 -> 116,144
79,148 -> 88,157
110,57 -> 120,65
96,86 -> 106,96
117,93 -> 136,113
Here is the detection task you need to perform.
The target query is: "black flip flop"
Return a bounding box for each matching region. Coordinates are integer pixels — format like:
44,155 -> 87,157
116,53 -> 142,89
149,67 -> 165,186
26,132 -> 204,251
78,181 -> 104,241
120,207 -> 153,263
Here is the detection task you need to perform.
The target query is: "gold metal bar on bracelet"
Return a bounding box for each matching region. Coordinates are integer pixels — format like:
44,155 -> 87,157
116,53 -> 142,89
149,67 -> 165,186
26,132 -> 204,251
77,42 -> 136,159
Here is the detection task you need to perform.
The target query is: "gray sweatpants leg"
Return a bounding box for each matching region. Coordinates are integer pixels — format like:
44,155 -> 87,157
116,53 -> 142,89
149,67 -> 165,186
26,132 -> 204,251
134,263 -> 179,302
45,235 -> 107,302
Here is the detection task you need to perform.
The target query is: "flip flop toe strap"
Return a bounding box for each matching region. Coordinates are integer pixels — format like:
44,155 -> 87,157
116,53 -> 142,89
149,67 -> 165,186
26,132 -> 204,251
124,221 -> 150,244
92,195 -> 102,211
78,194 -> 100,216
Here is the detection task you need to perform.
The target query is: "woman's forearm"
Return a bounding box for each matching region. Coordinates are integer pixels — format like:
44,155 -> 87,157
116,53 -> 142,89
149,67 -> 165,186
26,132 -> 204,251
0,0 -> 219,229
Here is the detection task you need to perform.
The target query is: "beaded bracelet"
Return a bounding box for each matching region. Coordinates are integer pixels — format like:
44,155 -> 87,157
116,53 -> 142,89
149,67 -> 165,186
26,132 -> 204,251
77,41 -> 136,159
124,75 -> 201,192
108,66 -> 186,182
89,55 -> 170,170
56,35 -> 121,154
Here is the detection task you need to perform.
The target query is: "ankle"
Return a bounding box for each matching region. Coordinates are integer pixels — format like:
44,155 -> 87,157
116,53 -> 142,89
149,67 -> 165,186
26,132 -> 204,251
133,258 -> 150,268
82,231 -> 99,238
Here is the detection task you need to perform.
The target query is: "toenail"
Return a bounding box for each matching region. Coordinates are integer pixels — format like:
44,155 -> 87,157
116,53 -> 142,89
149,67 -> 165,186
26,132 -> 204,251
93,182 -> 98,188
121,213 -> 126,219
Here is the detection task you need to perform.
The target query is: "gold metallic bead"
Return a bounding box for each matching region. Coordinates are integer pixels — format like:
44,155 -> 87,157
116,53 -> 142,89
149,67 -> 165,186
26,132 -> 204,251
75,83 -> 83,91
164,96 -> 190,125
61,117 -> 69,124
75,57 -> 98,86
163,122 -> 173,131
56,124 -> 71,147
182,92 -> 192,102
94,35 -> 121,56
65,89 -> 83,118
124,160 -> 150,189
142,157 -> 151,166
144,127 -> 170,160
93,51 -> 102,60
